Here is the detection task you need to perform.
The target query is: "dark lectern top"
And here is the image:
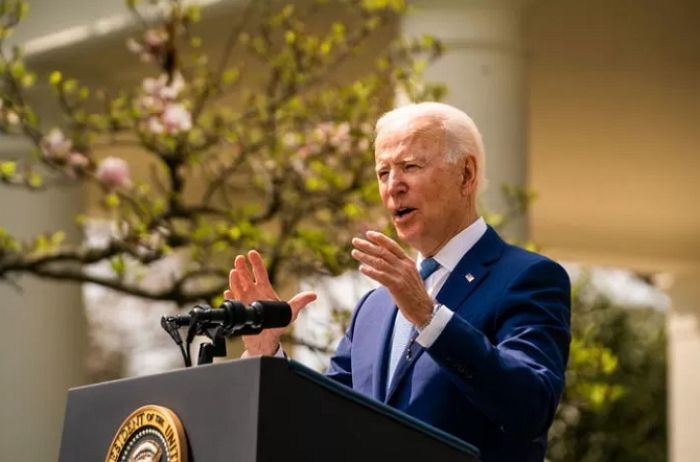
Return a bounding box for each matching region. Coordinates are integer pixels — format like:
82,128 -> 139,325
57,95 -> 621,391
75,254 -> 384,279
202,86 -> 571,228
59,357 -> 480,461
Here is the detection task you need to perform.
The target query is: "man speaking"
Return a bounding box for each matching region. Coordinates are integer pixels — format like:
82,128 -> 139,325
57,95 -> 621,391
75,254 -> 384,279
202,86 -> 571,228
225,102 -> 571,462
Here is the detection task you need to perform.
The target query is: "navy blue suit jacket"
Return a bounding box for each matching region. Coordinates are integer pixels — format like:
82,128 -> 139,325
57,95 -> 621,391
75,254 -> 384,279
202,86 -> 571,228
326,226 -> 571,462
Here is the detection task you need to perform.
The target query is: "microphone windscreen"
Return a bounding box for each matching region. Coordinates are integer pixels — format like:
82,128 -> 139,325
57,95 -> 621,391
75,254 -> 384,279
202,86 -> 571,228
253,301 -> 292,328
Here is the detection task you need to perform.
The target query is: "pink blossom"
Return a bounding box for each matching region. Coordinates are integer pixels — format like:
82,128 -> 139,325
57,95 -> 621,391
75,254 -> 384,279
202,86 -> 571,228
330,122 -> 351,150
126,38 -> 143,54
141,76 -> 160,95
358,138 -> 370,152
313,122 -> 334,142
310,121 -> 352,152
144,29 -> 168,50
96,157 -> 132,189
145,116 -> 165,134
136,95 -> 164,113
138,73 -> 191,136
159,73 -> 185,100
6,111 -> 19,125
162,103 -> 192,134
126,29 -> 168,62
282,132 -> 301,149
41,128 -> 73,161
0,100 -> 20,125
67,152 -> 89,169
141,73 -> 184,101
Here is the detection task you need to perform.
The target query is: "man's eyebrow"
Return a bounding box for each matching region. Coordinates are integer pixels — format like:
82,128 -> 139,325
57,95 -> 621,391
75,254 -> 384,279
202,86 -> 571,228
375,156 -> 422,170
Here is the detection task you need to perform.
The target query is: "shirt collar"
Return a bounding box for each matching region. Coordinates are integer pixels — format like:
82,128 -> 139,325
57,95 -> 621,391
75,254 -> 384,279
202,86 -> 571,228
418,217 -> 487,272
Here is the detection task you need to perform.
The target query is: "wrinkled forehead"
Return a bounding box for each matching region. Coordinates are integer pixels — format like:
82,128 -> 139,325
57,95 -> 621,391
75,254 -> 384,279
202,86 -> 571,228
375,115 -> 445,160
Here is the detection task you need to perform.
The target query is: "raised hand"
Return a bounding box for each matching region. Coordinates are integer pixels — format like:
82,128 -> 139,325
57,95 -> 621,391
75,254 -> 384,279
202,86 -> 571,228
351,231 -> 433,327
224,250 -> 316,356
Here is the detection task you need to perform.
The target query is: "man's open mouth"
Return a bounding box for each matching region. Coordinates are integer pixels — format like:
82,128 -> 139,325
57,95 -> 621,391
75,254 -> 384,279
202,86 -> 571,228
395,207 -> 416,218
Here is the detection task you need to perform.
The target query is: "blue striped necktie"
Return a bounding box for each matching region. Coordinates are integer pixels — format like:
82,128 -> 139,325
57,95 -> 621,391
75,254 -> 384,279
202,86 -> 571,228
386,258 -> 440,393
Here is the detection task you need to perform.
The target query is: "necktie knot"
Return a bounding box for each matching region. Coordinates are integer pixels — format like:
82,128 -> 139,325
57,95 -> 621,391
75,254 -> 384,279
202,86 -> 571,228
418,257 -> 440,280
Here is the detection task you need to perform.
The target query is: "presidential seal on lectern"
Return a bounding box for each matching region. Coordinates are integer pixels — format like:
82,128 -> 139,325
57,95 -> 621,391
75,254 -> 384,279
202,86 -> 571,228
105,405 -> 188,462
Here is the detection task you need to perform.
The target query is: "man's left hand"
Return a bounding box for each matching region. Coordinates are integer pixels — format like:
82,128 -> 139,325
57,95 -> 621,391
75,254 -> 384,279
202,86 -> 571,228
351,230 -> 434,328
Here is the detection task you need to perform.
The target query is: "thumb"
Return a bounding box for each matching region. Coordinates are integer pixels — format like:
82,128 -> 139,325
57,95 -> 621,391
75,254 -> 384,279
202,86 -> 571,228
288,291 -> 317,319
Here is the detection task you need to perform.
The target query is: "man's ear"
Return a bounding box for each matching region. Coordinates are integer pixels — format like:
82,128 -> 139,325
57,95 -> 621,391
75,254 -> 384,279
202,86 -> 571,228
461,155 -> 477,195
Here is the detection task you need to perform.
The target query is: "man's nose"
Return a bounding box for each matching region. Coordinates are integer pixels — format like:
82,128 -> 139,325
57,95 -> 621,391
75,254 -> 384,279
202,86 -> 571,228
386,170 -> 406,195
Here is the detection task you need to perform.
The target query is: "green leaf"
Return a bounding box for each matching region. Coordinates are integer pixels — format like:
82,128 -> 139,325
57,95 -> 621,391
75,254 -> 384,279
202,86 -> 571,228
105,193 -> 120,208
63,79 -> 77,93
285,30 -> 296,45
0,161 -> 17,178
50,231 -> 65,247
211,294 -> 225,308
18,2 -> 30,20
222,68 -> 239,85
110,256 -> 126,278
34,235 -> 50,253
330,22 -> 346,41
342,202 -> 362,219
10,61 -> 25,79
21,72 -> 35,88
185,4 -> 201,23
227,226 -> 242,241
305,176 -> 324,191
49,70 -> 62,86
28,172 -> 43,188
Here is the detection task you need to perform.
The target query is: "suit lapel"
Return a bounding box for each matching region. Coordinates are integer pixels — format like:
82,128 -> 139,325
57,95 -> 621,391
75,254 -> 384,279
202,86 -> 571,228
384,227 -> 505,403
370,288 -> 398,402
436,226 -> 503,308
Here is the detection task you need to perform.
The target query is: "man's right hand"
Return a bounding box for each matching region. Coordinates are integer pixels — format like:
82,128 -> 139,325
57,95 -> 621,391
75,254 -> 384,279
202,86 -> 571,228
224,250 -> 317,356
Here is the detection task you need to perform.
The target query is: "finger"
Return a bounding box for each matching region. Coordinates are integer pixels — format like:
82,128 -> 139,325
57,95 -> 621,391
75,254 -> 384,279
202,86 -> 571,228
351,237 -> 386,258
365,231 -> 407,260
357,263 -> 392,287
248,250 -> 271,286
351,248 -> 394,274
234,255 -> 253,288
288,291 -> 317,319
352,238 -> 402,271
228,269 -> 243,298
223,289 -> 233,300
228,268 -> 237,294
230,269 -> 246,297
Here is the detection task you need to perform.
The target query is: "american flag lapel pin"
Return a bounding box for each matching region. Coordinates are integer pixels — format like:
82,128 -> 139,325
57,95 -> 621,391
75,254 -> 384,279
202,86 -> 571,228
465,273 -> 475,283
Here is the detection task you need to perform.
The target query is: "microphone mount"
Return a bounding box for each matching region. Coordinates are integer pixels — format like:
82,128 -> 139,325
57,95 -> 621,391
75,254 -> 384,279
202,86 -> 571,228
160,299 -> 292,367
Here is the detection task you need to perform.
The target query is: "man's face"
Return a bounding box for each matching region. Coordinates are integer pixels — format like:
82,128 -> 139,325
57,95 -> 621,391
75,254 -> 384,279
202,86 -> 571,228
374,118 -> 475,256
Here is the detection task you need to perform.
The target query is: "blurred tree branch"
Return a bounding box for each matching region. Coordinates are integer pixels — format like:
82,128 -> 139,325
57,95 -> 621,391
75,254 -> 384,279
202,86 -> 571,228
0,0 -> 444,306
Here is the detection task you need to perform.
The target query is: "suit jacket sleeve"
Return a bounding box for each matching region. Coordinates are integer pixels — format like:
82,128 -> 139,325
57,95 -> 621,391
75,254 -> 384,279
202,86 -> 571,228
427,258 -> 571,439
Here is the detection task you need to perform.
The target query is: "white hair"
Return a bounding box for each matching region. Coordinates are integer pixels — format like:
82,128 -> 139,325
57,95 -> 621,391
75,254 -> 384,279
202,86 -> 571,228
375,102 -> 487,193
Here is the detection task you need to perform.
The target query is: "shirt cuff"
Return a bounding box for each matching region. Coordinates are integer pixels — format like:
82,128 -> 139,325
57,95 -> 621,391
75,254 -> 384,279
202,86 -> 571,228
241,344 -> 285,358
416,304 -> 454,348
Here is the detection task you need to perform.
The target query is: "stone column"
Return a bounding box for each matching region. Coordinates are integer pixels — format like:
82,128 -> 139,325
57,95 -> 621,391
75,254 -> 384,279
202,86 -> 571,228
0,149 -> 87,459
402,0 -> 530,238
667,267 -> 700,462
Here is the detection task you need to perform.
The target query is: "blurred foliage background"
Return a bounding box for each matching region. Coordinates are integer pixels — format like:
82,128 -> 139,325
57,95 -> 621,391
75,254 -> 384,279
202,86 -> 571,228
0,1 -> 668,460
548,275 -> 667,462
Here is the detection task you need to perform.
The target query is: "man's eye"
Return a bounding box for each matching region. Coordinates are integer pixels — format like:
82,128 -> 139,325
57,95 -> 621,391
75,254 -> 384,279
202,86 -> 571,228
377,171 -> 389,179
405,164 -> 419,171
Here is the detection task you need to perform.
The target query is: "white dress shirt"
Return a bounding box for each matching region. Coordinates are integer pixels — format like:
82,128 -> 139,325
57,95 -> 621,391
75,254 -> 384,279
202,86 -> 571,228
414,217 -> 487,348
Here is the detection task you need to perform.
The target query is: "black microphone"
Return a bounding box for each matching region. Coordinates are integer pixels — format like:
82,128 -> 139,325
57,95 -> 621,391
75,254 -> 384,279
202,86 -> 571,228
172,300 -> 292,343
